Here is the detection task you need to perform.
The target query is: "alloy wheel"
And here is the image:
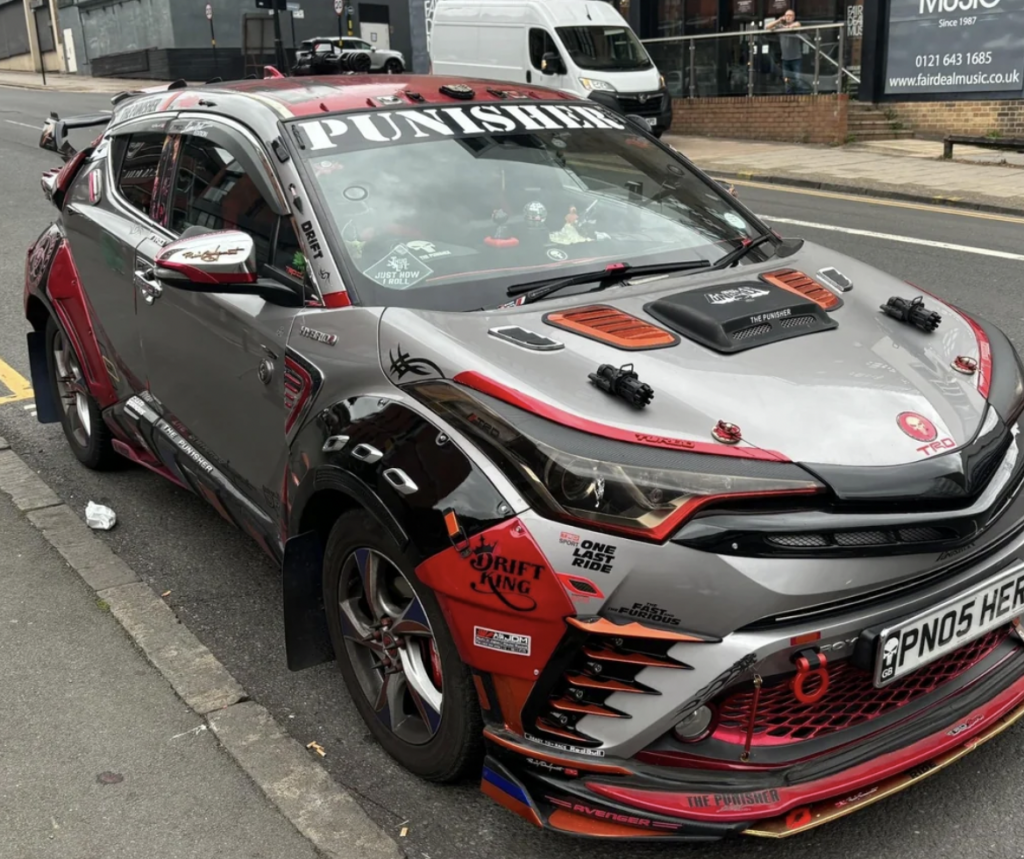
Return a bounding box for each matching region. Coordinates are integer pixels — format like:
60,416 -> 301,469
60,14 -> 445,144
52,329 -> 92,447
338,548 -> 444,744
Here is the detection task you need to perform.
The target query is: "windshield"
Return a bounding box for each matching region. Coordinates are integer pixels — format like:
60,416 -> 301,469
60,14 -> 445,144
293,103 -> 762,311
556,26 -> 652,71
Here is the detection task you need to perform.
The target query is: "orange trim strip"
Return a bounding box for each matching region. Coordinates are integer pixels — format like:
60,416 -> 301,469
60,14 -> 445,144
483,729 -> 633,775
548,809 -> 666,838
444,509 -> 459,537
762,270 -> 841,311
568,616 -> 706,642
544,305 -> 678,350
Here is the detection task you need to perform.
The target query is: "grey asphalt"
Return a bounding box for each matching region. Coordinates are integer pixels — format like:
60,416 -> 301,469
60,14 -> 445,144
0,490 -> 319,859
3,84 -> 1024,859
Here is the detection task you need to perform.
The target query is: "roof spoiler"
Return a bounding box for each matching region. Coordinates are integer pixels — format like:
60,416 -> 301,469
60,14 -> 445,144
110,78 -> 188,107
40,111 -> 111,163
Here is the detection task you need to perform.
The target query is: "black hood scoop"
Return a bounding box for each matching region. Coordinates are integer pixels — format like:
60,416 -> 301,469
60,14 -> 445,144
643,281 -> 837,354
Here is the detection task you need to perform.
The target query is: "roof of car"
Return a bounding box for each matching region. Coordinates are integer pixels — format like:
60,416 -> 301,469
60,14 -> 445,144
139,75 -> 576,120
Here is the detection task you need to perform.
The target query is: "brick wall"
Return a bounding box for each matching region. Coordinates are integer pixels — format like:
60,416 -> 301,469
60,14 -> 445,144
888,101 -> 1024,139
670,95 -> 849,145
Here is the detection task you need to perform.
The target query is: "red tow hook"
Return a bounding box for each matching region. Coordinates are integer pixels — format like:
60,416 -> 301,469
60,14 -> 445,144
790,648 -> 830,705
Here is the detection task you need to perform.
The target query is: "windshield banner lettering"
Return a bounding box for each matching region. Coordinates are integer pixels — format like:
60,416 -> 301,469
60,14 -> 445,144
296,104 -> 626,152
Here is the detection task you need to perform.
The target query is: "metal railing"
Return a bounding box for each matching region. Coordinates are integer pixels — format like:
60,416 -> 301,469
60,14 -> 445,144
642,23 -> 860,100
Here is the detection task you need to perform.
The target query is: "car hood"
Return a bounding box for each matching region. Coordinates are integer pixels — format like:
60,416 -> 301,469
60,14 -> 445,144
377,243 -> 989,467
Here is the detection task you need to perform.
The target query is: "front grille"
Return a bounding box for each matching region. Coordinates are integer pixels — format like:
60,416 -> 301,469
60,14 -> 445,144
618,93 -> 663,117
713,628 -> 1008,746
765,526 -> 958,551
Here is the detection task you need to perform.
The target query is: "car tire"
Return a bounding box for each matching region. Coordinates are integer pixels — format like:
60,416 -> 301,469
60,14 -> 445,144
323,509 -> 483,782
384,59 -> 403,75
45,316 -> 119,471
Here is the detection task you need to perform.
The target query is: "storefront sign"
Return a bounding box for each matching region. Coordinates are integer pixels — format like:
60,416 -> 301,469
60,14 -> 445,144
734,0 -> 756,20
884,0 -> 1024,95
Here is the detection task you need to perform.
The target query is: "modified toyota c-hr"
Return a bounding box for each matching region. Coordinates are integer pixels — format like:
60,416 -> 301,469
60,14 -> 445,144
24,73 -> 1024,841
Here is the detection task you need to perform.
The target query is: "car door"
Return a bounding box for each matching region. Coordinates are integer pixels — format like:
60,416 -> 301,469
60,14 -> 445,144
62,119 -> 175,400
137,116 -> 304,546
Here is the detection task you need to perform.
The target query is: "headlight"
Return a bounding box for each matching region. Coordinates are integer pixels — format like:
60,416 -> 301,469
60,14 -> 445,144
409,381 -> 821,542
579,77 -> 616,92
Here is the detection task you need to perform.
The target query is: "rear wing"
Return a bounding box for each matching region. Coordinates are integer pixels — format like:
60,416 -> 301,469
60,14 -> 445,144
40,111 -> 111,162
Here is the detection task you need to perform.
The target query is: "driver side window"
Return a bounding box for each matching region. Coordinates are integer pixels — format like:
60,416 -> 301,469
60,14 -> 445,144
528,29 -> 557,71
170,133 -> 288,270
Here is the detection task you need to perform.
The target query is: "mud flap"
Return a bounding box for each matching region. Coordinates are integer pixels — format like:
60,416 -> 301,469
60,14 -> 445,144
25,331 -> 59,424
282,530 -> 335,671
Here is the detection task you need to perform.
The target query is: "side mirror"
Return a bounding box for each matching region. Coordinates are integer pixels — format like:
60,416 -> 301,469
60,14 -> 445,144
153,231 -> 305,307
541,51 -> 564,75
155,230 -> 259,286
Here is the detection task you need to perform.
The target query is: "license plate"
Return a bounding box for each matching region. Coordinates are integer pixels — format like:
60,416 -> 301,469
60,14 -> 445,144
875,561 -> 1024,687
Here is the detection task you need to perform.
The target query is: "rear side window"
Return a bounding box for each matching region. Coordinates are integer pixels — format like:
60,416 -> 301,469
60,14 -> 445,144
528,29 -> 557,71
115,132 -> 166,216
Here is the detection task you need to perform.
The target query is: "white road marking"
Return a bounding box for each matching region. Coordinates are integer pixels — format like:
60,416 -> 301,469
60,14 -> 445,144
5,120 -> 39,130
761,215 -> 1024,262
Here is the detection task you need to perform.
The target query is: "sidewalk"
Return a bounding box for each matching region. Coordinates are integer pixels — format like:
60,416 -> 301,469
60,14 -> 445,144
666,134 -> 1024,215
0,69 -> 182,94
0,481 -> 321,858
0,438 -> 401,859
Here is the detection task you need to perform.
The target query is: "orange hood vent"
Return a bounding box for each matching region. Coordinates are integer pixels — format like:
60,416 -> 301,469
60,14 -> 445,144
543,305 -> 679,350
761,270 -> 844,311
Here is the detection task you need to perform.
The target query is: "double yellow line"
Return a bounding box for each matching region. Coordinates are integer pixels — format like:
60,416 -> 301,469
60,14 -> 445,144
0,358 -> 33,406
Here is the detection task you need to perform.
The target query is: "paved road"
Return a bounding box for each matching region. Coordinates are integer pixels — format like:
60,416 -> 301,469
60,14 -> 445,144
3,85 -> 1024,859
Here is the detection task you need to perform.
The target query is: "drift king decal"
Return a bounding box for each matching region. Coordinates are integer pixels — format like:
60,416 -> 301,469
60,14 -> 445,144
468,536 -> 543,612
294,104 -> 627,153
414,519 -> 574,681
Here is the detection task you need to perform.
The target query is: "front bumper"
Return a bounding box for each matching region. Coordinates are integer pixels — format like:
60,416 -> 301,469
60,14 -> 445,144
481,637 -> 1024,839
588,89 -> 673,132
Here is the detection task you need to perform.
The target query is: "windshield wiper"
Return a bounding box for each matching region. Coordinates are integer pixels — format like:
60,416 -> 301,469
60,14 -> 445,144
507,259 -> 711,306
711,233 -> 775,270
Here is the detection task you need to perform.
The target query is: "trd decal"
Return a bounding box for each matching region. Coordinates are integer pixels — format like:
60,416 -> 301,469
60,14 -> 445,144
300,220 -> 324,259
469,536 -> 542,612
684,789 -> 780,811
916,437 -> 956,457
608,602 -> 681,627
559,531 -> 579,546
568,539 -> 617,574
388,347 -> 444,381
474,626 -> 531,656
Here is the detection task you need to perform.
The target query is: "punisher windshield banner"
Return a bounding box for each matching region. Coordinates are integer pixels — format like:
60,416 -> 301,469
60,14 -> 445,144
292,103 -> 627,154
884,0 -> 1024,95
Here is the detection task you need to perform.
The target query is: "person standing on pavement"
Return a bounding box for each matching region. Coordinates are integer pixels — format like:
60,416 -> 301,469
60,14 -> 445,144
767,9 -> 803,94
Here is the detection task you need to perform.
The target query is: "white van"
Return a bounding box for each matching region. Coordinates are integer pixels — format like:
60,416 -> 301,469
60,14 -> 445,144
429,0 -> 673,137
